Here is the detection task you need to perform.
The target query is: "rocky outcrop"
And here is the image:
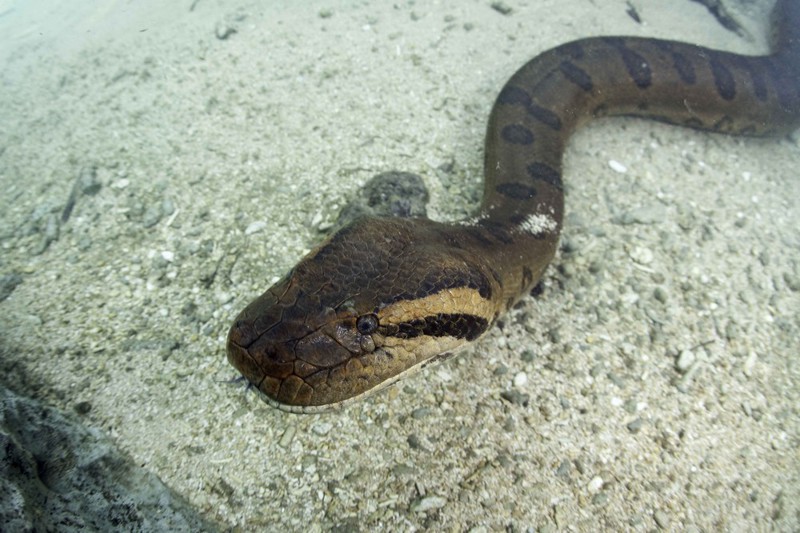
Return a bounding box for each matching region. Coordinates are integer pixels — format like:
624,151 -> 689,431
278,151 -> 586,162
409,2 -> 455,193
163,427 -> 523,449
0,386 -> 216,532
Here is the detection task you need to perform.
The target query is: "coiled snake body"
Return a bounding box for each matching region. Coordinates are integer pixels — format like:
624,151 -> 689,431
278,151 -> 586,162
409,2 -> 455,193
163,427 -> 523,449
227,0 -> 800,413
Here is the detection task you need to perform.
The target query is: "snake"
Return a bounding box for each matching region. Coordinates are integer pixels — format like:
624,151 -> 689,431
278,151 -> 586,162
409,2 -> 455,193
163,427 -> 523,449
227,0 -> 800,413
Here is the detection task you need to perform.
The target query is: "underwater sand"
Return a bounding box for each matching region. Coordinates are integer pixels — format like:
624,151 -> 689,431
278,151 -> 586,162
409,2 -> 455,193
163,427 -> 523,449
1,0 -> 798,530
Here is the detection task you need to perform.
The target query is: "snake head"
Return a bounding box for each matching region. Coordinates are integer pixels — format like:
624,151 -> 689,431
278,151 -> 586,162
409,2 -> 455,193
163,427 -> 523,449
226,217 -> 500,412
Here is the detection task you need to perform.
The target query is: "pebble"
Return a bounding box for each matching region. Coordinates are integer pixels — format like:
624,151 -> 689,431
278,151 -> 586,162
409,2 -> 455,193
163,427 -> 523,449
142,204 -> 163,228
411,407 -> 431,419
245,221 -> 268,235
556,460 -> 571,479
623,399 -> 637,414
675,349 -> 695,372
278,426 -> 296,448
784,271 -> 800,291
608,159 -> 628,173
626,418 -> 643,433
161,198 -> 176,218
587,476 -> 604,493
743,351 -> 757,377
411,495 -> 447,512
0,274 -> 23,302
40,214 -> 60,252
78,166 -> 101,195
653,286 -> 668,303
618,204 -> 666,225
407,434 -> 426,450
311,422 -> 332,436
592,491 -> 609,506
629,246 -> 654,265
513,372 -> 528,387
74,401 -> 92,415
215,21 -> 237,40
500,389 -> 529,406
607,372 -> 625,389
654,509 -> 671,529
676,361 -> 701,393
490,2 -> 513,15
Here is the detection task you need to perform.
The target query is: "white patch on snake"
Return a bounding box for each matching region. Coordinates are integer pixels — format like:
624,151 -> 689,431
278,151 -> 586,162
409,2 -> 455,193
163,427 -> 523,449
457,214 -> 487,227
517,213 -> 558,235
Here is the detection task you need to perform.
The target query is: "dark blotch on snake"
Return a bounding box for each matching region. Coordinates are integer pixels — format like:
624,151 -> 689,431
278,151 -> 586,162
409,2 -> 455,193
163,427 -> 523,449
496,182 -> 537,200
501,124 -> 535,145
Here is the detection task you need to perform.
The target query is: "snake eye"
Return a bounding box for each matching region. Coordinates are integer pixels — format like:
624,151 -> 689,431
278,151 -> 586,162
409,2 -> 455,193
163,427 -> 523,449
356,313 -> 379,335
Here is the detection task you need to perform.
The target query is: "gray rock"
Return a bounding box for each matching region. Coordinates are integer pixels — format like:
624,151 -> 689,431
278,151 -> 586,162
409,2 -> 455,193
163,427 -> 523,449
0,386 -> 217,532
334,171 -> 429,230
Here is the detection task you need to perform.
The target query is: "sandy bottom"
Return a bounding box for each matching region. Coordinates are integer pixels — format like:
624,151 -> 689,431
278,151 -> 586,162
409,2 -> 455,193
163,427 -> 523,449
1,0 -> 798,530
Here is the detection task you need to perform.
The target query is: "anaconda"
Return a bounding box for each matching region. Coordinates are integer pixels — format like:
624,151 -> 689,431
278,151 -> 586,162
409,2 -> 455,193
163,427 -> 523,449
227,0 -> 800,413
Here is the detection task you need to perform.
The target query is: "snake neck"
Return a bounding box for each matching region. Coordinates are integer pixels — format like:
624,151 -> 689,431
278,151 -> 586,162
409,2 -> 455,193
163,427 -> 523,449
470,0 -> 800,313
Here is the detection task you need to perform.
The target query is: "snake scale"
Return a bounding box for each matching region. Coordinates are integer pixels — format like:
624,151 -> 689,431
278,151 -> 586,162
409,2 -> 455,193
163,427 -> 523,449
227,0 -> 800,413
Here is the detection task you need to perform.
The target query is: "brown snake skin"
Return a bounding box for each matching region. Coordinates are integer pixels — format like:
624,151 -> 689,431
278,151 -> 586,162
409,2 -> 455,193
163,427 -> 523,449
227,0 -> 800,413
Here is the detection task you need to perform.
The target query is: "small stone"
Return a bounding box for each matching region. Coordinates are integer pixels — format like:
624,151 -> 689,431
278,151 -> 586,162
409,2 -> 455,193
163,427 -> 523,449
653,286 -> 668,303
500,389 -> 529,406
592,491 -> 609,505
407,434 -> 426,450
278,426 -> 296,448
74,401 -> 92,415
79,166 -> 101,195
215,22 -> 237,40
608,159 -> 628,173
626,418 -> 644,433
0,273 -> 23,303
490,2 -> 513,15
161,198 -> 175,217
654,510 -> 671,529
556,460 -> 571,479
675,349 -> 695,372
411,407 -> 431,419
607,372 -> 625,388
411,495 -> 447,512
245,221 -> 268,235
629,246 -> 654,265
142,205 -> 162,228
743,351 -> 757,377
784,272 -> 800,291
619,205 -> 666,225
623,399 -> 637,414
311,422 -> 332,436
587,476 -> 604,493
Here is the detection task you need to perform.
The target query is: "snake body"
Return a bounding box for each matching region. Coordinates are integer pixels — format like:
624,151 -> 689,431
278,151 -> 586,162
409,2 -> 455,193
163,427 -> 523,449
227,0 -> 800,413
